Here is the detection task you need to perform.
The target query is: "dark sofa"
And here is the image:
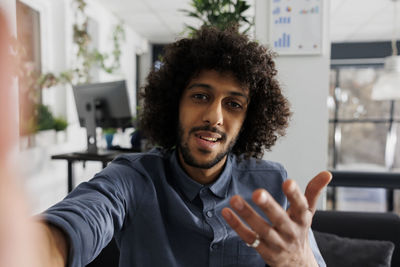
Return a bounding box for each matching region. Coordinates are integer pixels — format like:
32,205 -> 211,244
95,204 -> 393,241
86,210 -> 400,267
312,210 -> 399,267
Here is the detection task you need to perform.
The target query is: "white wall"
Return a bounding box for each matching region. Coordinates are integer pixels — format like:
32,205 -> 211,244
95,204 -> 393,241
43,0 -> 68,118
255,0 -> 330,208
138,46 -> 152,89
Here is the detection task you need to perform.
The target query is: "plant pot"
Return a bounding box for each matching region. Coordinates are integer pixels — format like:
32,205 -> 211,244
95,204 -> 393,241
105,133 -> 114,149
56,130 -> 67,144
35,129 -> 56,147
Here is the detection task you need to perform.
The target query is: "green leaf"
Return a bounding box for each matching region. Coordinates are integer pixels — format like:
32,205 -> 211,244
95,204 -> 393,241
53,117 -> 68,131
180,0 -> 253,34
36,104 -> 55,131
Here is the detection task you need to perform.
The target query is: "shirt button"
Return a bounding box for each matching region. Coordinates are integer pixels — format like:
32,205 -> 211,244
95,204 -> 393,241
211,243 -> 218,249
206,211 -> 213,218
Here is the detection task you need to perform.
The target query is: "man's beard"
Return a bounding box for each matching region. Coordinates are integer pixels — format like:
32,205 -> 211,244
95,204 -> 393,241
177,123 -> 238,169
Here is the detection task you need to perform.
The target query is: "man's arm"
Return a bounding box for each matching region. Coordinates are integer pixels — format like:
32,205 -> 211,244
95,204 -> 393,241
221,171 -> 332,267
0,12 -> 68,267
35,222 -> 69,267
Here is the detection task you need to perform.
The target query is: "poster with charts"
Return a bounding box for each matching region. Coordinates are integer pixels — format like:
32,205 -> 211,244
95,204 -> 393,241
270,0 -> 323,55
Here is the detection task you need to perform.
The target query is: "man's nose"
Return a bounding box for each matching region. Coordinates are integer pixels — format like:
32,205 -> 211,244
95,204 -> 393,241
202,101 -> 223,126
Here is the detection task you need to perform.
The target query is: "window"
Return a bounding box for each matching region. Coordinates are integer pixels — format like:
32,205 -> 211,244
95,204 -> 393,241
328,67 -> 394,170
328,41 -> 400,213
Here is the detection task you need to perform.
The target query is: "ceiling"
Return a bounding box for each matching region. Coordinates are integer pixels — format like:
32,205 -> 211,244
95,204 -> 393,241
331,0 -> 398,43
94,0 -> 400,44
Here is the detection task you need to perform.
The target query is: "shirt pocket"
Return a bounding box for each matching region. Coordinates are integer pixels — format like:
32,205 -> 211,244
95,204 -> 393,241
237,240 -> 266,267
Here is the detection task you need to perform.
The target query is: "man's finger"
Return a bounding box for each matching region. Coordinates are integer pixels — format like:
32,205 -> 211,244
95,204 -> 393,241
226,195 -> 287,245
221,206 -> 285,251
221,207 -> 260,245
282,180 -> 311,226
252,189 -> 297,241
304,171 -> 332,214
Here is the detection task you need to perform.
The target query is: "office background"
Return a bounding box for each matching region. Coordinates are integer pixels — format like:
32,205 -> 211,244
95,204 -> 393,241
0,0 -> 398,214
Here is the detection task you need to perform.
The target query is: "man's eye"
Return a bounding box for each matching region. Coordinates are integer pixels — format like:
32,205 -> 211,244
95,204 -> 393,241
192,94 -> 208,101
227,101 -> 242,109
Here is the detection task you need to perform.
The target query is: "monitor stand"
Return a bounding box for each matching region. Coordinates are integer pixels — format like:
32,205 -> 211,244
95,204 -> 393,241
74,99 -> 116,157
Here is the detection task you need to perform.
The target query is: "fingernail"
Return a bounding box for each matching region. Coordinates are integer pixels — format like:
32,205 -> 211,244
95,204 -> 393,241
257,191 -> 268,204
233,198 -> 244,210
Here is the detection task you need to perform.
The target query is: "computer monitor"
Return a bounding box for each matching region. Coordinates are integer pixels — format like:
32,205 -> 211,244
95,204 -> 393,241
73,80 -> 133,155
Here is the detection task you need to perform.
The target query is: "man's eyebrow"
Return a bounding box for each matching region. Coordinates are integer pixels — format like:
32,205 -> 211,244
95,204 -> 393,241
186,83 -> 212,90
186,83 -> 249,102
230,91 -> 249,102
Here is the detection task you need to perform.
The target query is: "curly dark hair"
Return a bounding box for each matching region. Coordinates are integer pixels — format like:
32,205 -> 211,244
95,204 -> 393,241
140,26 -> 291,159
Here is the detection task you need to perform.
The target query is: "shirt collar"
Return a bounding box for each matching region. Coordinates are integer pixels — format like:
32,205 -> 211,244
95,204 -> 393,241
169,149 -> 234,201
208,154 -> 233,199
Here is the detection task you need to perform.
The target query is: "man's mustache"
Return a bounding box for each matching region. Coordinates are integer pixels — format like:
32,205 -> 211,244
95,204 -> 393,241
189,126 -> 227,141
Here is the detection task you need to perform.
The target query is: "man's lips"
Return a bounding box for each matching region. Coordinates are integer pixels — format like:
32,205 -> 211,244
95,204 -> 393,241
188,126 -> 226,150
194,131 -> 222,142
192,130 -> 225,150
194,135 -> 219,150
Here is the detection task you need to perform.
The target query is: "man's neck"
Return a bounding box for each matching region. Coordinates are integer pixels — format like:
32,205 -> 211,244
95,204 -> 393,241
177,152 -> 227,185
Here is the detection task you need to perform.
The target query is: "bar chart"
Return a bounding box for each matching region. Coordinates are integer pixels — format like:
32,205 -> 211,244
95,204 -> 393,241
274,33 -> 291,48
270,0 -> 323,55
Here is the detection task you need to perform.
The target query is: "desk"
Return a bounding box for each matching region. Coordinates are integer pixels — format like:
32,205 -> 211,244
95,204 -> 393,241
51,151 -> 124,193
329,170 -> 400,211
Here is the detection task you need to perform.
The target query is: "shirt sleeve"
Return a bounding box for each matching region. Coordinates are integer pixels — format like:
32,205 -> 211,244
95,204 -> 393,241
309,228 -> 326,267
42,158 -> 144,267
277,165 -> 326,266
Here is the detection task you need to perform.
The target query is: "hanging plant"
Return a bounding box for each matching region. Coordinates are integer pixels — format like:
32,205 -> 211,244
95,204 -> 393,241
71,0 -> 125,83
37,0 -> 125,86
180,0 -> 254,35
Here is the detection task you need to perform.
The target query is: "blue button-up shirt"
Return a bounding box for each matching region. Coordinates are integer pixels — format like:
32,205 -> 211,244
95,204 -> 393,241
44,148 -> 325,267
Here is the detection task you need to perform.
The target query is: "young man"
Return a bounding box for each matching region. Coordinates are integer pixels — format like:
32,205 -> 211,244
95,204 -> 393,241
2,25 -> 331,267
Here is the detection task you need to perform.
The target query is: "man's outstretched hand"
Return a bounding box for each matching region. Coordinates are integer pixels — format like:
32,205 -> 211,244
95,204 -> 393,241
222,171 -> 332,267
0,12 -> 68,267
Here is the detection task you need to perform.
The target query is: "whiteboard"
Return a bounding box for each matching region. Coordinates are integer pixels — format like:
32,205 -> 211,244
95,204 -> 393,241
269,0 -> 323,55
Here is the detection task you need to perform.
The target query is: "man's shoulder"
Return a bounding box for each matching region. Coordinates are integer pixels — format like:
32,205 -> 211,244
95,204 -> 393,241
115,147 -> 167,162
232,155 -> 286,174
107,147 -> 171,173
94,148 -> 172,187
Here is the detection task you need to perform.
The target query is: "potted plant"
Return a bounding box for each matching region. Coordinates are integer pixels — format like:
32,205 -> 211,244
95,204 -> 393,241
54,117 -> 68,143
34,104 -> 56,146
180,0 -> 254,35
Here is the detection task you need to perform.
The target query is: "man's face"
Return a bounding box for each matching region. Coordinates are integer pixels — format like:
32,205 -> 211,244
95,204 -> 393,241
178,70 -> 249,169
